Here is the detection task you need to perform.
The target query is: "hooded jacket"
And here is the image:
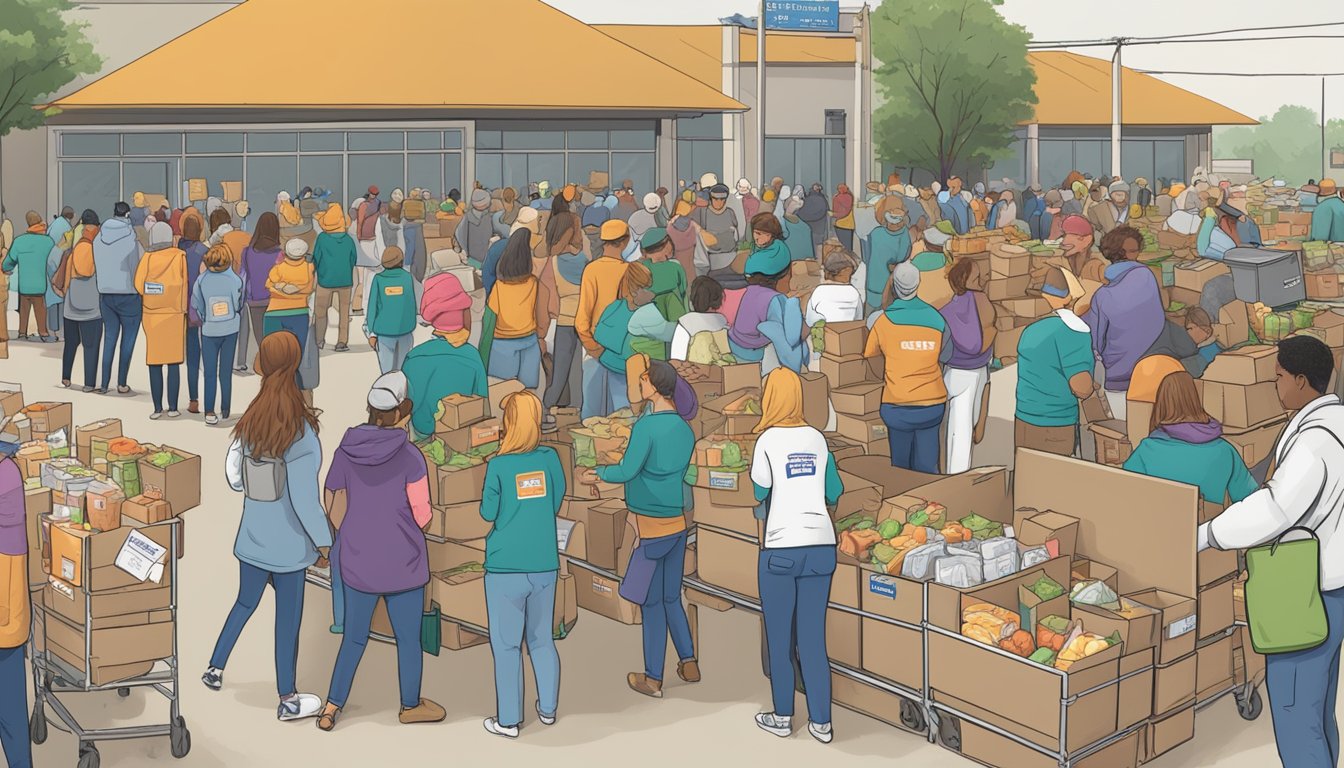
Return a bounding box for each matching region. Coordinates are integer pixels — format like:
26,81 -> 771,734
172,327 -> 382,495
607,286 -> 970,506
64,226 -> 102,322
403,336 -> 489,438
225,425 -> 332,573
1083,261 -> 1165,392
93,217 -> 143,295
2,230 -> 55,296
312,231 -> 358,289
1124,421 -> 1257,504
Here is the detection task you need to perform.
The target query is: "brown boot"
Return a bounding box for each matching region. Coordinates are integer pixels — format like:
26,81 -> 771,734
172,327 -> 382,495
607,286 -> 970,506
627,673 -> 663,698
677,659 -> 701,683
399,698 -> 447,724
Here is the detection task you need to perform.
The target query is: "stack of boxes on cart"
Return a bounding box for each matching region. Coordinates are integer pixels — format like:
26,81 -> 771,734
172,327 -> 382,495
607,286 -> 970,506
0,383 -> 199,686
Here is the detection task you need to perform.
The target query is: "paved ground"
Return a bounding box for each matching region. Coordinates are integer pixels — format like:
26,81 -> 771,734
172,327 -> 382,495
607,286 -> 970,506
4,318 -> 1284,768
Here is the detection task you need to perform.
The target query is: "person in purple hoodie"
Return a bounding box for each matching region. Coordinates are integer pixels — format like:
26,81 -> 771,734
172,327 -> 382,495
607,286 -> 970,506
240,212 -> 284,362
1083,225 -> 1165,420
939,259 -> 996,473
317,371 -> 445,732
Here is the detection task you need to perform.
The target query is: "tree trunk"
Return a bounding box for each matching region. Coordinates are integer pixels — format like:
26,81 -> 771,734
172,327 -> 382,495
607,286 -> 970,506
0,133 -> 6,226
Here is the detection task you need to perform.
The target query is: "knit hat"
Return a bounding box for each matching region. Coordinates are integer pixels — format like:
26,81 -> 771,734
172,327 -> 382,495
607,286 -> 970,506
368,371 -> 409,410
148,221 -> 174,248
381,246 -> 405,269
642,192 -> 662,212
284,238 -> 308,259
600,219 -> 629,241
470,189 -> 490,209
709,184 -> 730,200
641,227 -> 670,252
421,272 -> 472,333
511,205 -> 540,235
1061,215 -> 1093,237
1320,179 -> 1339,196
699,172 -> 719,190
367,185 -> 380,197
1109,180 -> 1131,195
318,203 -> 346,233
892,261 -> 920,300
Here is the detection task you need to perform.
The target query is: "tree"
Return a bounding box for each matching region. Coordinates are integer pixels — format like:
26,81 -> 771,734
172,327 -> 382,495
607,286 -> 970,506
870,0 -> 1037,184
0,0 -> 101,216
1215,104 -> 1344,187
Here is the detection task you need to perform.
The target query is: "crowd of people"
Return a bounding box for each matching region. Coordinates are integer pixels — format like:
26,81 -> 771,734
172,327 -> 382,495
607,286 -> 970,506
2,164 -> 1344,765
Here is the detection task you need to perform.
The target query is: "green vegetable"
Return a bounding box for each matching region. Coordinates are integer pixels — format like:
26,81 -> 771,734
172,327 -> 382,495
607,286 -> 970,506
1105,631 -> 1123,648
907,509 -> 929,527
872,543 -> 898,564
446,451 -> 474,469
721,442 -> 743,468
1040,615 -> 1071,635
149,451 -> 181,468
1028,648 -> 1057,666
468,440 -> 499,458
960,513 -> 993,531
441,562 -> 484,577
854,519 -> 875,531
878,519 -> 903,539
1028,576 -> 1065,601
419,439 -> 448,466
835,513 -> 866,532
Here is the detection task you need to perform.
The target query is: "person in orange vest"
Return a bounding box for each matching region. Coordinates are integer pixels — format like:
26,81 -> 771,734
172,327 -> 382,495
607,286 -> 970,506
134,222 -> 188,419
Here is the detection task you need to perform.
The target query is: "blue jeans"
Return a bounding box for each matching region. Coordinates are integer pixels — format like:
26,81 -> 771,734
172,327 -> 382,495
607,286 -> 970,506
148,364 -> 180,413
61,318 -> 102,387
209,561 -> 306,697
1266,587 -> 1344,768
0,646 -> 31,768
627,531 -> 694,682
201,333 -> 238,415
759,545 -> 835,723
326,586 -> 424,709
880,402 -> 947,473
185,326 -> 201,401
99,293 -> 142,390
488,333 -> 541,389
485,571 -> 561,727
263,312 -> 310,351
329,532 -> 344,628
581,357 -> 629,420
375,332 -> 415,374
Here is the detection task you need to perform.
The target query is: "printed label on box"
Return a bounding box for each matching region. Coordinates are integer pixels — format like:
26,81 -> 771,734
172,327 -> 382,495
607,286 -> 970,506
115,529 -> 168,583
1168,615 -> 1197,640
868,573 -> 898,599
708,471 -> 740,491
592,577 -> 615,596
49,577 -> 74,601
60,556 -> 75,582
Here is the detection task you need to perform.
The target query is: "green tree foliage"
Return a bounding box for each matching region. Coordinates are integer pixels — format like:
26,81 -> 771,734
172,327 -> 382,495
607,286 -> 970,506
1215,105 -> 1344,186
871,0 -> 1037,183
0,0 -> 101,210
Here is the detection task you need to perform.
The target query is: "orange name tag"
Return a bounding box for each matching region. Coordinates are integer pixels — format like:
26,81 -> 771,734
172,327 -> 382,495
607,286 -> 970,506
211,301 -> 229,317
515,471 -> 546,499
385,285 -> 404,296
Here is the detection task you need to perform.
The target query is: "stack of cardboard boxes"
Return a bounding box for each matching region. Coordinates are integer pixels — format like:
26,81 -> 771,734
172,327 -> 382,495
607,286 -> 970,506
822,321 -> 888,456
1199,345 -> 1289,471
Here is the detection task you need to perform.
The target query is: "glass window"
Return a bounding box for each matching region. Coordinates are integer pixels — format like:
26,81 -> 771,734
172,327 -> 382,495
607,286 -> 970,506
408,154 -> 443,197
502,154 -> 529,193
677,115 -> 723,140
246,155 -> 297,208
185,156 -> 243,202
611,128 -> 656,150
1155,141 -> 1185,187
794,138 -> 823,187
301,132 -> 344,152
568,153 -> 610,191
247,132 -> 298,153
611,153 -> 655,195
477,130 -> 502,150
527,153 -> 566,190
677,141 -> 723,189
408,131 -> 441,151
503,130 -> 565,150
347,132 -> 403,151
61,161 -> 120,220
348,154 -> 404,200
444,130 -> 463,150
1122,140 -> 1156,189
1073,141 -> 1105,178
1039,140 -> 1075,190
123,159 -> 179,206
444,154 -> 464,197
825,138 -> 847,193
765,138 -> 795,185
567,130 -> 608,150
476,153 -> 503,190
61,133 -> 119,157
187,132 -> 244,154
121,132 -> 182,156
299,155 -> 343,206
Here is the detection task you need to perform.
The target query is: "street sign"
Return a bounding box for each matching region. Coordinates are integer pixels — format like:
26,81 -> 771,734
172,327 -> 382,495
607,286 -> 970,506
764,0 -> 839,32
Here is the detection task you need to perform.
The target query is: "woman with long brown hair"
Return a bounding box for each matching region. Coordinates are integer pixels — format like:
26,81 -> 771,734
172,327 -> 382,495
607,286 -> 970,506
204,331 -> 330,723
240,212 -> 284,357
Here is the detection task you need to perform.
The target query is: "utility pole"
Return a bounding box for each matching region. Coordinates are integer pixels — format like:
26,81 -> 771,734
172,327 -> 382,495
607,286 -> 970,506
1324,76 -> 1329,181
1111,38 -> 1124,179
757,0 -> 766,189
851,4 -> 865,193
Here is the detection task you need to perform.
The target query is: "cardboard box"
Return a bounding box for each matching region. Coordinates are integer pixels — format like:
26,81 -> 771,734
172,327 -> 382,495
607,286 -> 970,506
832,412 -> 888,453
819,354 -> 870,388
122,494 -> 172,526
830,382 -> 883,417
1000,296 -> 1051,320
44,607 -> 172,686
1222,416 -> 1286,469
690,486 -> 757,537
690,436 -> 758,507
43,576 -> 171,627
429,461 -> 488,506
695,525 -> 759,599
83,482 -> 125,531
1313,310 -> 1344,347
827,607 -> 862,669
435,394 -> 488,432
1017,510 -> 1080,558
954,716 -> 1140,768
1168,286 -> 1202,309
1201,344 -> 1278,385
823,321 -> 867,357
860,617 -> 923,690
572,567 -> 641,624
1306,270 -> 1344,300
1070,558 -> 1119,594
995,323 -> 1026,359
560,498 -> 628,571
22,402 -> 72,438
137,445 -> 201,515
1087,420 -> 1132,467
1198,542 -> 1238,588
47,521 -> 174,592
700,389 -> 763,436
428,501 -> 492,541
1201,381 -> 1285,430
1126,590 -> 1197,665
986,275 -> 1030,301
1173,259 -> 1230,292
1198,576 -> 1235,639
990,243 -> 1032,278
1214,300 -> 1251,349
834,470 -> 883,520
0,382 -> 22,421
440,620 -> 490,651
1196,633 -> 1235,703
1117,648 -> 1155,731
26,488 -> 51,586
830,558 -> 859,608
1151,652 -> 1197,716
74,419 -> 122,463
438,417 -> 502,456
1072,599 -> 1159,656
431,569 -> 489,628
799,371 -> 829,430
1142,701 -> 1195,762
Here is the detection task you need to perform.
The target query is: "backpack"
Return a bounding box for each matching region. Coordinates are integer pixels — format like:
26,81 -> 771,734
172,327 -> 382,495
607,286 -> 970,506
358,199 -> 383,241
51,247 -> 74,299
242,448 -> 287,502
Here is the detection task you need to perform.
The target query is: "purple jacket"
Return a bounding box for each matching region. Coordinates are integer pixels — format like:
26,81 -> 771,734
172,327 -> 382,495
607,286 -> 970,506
940,290 -> 992,370
241,245 -> 282,305
728,284 -> 779,351
0,457 -> 24,556
1084,261 -> 1165,392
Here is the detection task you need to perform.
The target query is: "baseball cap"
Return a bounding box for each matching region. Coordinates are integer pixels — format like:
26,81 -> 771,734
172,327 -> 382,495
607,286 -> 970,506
368,371 -> 409,410
709,184 -> 730,199
367,185 -> 380,196
1061,215 -> 1093,237
600,219 -> 629,241
641,227 -> 670,251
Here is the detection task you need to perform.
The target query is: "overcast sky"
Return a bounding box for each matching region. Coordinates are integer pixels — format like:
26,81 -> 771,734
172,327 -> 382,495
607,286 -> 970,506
548,0 -> 1344,123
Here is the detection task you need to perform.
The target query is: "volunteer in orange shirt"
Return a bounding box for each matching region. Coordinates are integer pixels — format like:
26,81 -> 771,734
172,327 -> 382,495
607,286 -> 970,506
575,220 -> 632,419
864,261 -> 952,472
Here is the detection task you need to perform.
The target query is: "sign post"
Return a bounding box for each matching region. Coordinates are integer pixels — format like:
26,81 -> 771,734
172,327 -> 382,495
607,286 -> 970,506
758,0 -> 840,188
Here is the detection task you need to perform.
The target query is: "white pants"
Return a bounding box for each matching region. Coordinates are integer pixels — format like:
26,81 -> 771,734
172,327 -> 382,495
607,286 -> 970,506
943,366 -> 989,475
1104,389 -> 1127,421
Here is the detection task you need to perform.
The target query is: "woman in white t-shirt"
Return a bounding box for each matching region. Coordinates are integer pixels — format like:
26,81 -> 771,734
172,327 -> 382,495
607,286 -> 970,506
669,275 -> 730,361
804,249 -> 863,328
750,367 -> 844,745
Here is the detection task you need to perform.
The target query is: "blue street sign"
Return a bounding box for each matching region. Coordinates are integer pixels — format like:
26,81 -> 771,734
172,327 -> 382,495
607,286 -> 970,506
764,0 -> 840,32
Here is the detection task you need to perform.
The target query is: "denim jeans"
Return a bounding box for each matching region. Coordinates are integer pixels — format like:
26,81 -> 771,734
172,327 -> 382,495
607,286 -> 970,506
209,561 -> 306,697
759,545 -> 835,724
263,312 -> 310,351
485,571 -> 561,727
185,326 -> 201,401
375,332 -> 415,374
99,293 -> 142,389
1266,587 -> 1344,768
543,325 -> 581,411
329,531 -> 344,628
628,531 -> 694,682
488,333 -> 541,389
326,586 -> 424,710
201,333 -> 238,415
580,356 -> 629,420
0,646 -> 31,768
148,364 -> 181,413
61,318 -> 102,387
879,402 -> 947,474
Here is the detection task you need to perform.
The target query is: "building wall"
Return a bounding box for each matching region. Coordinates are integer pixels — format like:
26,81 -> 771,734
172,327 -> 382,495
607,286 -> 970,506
732,62 -> 857,193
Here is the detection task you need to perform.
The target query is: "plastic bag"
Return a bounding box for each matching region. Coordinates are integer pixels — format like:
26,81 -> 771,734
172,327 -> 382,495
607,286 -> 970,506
936,555 -> 985,588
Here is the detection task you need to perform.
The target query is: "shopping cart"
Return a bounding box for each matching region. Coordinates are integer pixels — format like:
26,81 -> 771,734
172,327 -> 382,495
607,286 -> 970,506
27,518 -> 189,768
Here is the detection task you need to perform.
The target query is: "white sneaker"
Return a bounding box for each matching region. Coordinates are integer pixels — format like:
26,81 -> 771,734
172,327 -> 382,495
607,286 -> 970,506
205,413 -> 219,426
167,410 -> 181,418
483,717 -> 519,739
201,667 -> 223,691
149,412 -> 164,421
278,693 -> 322,721
755,712 -> 792,738
536,701 -> 556,726
809,721 -> 833,744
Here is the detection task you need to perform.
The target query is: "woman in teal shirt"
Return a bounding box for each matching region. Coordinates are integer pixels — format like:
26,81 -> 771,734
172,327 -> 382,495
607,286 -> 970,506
403,272 -> 487,439
480,390 -> 565,739
586,360 -> 699,699
1123,371 -> 1257,504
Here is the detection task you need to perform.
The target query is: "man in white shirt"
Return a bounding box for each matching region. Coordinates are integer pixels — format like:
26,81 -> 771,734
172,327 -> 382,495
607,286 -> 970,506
1199,335 -> 1344,768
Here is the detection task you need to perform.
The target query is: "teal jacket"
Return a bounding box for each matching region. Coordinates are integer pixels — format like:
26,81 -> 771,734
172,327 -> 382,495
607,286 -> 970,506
1312,196 -> 1344,243
480,447 -> 566,574
1122,427 -> 1258,505
366,268 -> 417,338
403,336 -> 489,438
3,232 -> 57,296
866,227 -> 912,308
312,232 -> 358,289
783,216 -> 813,262
594,299 -> 637,373
597,411 -> 694,518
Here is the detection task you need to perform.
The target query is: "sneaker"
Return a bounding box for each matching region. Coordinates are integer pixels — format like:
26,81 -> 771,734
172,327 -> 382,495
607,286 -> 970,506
536,702 -> 556,726
94,388 -> 108,395
334,343 -> 349,352
627,673 -> 663,698
167,410 -> 181,418
149,412 -> 164,421
201,667 -> 223,691
278,693 -> 322,721
81,386 -> 95,393
808,722 -> 833,744
205,413 -> 219,426
117,386 -> 132,395
482,717 -> 519,739
399,698 -> 446,725
235,365 -> 248,373
755,712 -> 792,738
60,380 -> 71,389
677,659 -> 701,683
188,400 -> 200,414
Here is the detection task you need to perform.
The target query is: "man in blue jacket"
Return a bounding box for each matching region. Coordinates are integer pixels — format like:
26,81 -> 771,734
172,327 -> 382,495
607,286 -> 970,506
93,201 -> 144,394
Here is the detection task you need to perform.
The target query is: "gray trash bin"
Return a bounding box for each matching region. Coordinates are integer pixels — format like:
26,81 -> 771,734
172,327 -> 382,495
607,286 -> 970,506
1221,247 -> 1306,307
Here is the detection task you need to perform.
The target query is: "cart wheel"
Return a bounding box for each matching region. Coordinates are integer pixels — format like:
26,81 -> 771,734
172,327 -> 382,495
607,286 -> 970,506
899,698 -> 926,732
1237,689 -> 1264,721
77,743 -> 100,768
171,716 -> 191,759
116,687 -> 130,698
937,714 -> 962,751
28,706 -> 46,745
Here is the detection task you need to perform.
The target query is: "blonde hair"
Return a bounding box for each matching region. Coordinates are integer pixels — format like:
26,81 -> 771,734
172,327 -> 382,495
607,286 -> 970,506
497,390 -> 543,456
754,368 -> 808,433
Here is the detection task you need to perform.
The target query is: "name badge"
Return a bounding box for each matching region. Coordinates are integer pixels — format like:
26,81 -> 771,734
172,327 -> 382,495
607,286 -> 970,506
211,300 -> 230,318
515,471 -> 546,499
385,285 -> 404,296
144,282 -> 164,295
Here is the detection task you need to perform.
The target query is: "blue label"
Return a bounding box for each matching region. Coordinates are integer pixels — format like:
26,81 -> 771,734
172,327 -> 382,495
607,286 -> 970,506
868,573 -> 898,599
765,0 -> 840,31
784,452 -> 817,479
708,471 -> 739,490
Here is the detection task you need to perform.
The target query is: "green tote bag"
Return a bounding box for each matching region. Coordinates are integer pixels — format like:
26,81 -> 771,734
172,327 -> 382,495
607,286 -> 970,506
1244,526 -> 1329,655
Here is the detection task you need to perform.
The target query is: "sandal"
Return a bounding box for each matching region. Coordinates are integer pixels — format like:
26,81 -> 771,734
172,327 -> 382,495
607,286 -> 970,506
316,703 -> 341,732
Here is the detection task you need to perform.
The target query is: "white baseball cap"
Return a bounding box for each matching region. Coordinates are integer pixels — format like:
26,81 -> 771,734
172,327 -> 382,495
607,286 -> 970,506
368,371 -> 409,410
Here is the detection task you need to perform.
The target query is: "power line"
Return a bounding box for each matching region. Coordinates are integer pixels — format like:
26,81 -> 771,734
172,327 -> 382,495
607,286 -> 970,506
1027,20 -> 1344,48
1028,34 -> 1344,50
1135,69 -> 1344,78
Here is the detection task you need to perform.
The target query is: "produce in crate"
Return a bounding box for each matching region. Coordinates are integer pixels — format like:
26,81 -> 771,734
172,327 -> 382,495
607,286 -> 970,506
1036,614 -> 1072,652
1027,575 -> 1066,601
960,512 -> 1005,540
961,603 -> 1021,646
905,501 -> 946,528
148,450 -> 183,468
1054,631 -> 1121,671
1070,579 -> 1121,610
999,629 -> 1037,658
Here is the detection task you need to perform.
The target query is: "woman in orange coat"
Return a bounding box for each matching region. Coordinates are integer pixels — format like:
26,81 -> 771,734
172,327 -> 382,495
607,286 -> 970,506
135,221 -> 188,419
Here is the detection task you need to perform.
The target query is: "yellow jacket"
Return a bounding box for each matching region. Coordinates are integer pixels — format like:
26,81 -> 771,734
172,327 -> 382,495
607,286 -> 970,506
0,553 -> 29,649
266,258 -> 315,312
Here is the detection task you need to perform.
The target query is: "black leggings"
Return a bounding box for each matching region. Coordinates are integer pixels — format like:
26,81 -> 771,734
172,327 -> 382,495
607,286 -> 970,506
61,319 -> 102,387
